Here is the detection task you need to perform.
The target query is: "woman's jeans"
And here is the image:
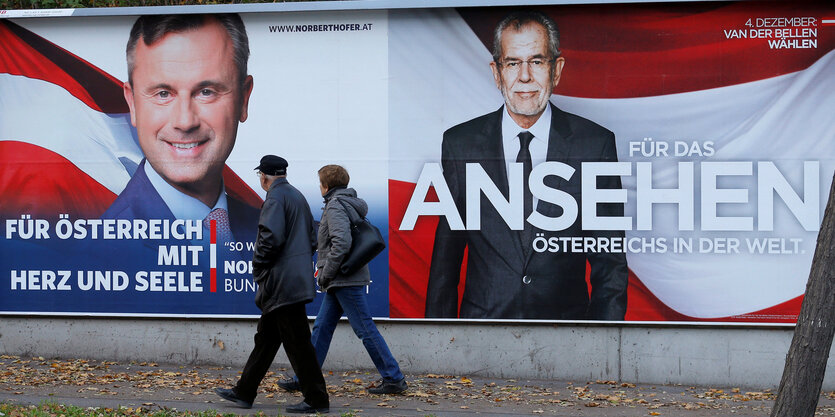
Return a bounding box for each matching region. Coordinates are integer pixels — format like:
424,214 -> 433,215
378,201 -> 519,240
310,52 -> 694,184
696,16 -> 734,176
298,285 -> 404,383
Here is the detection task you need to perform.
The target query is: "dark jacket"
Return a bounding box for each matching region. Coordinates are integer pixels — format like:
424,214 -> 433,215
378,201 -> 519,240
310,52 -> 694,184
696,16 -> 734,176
426,104 -> 628,320
316,187 -> 372,292
252,178 -> 316,313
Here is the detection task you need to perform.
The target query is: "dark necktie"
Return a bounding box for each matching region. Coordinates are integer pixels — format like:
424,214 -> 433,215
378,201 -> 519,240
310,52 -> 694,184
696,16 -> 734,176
516,131 -> 534,222
204,208 -> 232,242
516,131 -> 534,256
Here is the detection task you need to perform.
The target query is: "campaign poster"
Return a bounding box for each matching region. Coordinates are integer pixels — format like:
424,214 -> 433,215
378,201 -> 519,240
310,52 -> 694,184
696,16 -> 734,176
2,1 -> 834,323
0,11 -> 390,317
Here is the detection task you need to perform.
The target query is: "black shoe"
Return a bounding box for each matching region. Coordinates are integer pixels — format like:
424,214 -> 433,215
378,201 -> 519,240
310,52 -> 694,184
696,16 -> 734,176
285,400 -> 329,414
213,387 -> 253,409
368,378 -> 408,394
278,377 -> 301,392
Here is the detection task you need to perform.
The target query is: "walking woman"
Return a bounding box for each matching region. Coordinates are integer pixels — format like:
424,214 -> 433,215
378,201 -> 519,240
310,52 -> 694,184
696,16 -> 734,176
280,164 -> 407,394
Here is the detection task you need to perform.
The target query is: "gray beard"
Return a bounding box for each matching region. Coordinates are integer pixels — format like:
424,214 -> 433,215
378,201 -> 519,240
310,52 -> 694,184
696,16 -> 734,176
501,87 -> 550,116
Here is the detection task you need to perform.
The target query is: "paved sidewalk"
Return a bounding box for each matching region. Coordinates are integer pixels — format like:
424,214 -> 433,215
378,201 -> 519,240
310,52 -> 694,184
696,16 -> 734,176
1,356 -> 834,416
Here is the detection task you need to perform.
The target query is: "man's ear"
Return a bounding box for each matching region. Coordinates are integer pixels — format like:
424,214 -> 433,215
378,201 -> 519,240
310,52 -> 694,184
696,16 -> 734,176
239,75 -> 254,123
123,81 -> 137,127
490,61 -> 503,91
551,57 -> 566,88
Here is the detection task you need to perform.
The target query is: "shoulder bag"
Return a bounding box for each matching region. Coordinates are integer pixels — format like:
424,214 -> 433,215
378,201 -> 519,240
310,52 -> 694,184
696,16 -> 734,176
335,198 -> 386,274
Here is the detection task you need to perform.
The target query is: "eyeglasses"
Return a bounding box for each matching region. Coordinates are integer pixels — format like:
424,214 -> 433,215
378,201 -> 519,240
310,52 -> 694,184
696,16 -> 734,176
498,58 -> 555,75
256,171 -> 265,178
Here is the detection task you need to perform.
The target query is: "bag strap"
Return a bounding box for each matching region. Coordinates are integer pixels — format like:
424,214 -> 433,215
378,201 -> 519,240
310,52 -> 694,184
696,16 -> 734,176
334,197 -> 361,226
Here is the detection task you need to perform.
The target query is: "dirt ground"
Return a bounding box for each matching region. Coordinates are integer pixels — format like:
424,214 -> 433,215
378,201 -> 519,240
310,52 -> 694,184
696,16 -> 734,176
2,355 -> 834,416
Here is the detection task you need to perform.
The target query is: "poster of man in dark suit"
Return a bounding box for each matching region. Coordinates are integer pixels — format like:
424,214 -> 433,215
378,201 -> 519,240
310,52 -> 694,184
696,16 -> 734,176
102,14 -> 259,244
425,10 -> 628,320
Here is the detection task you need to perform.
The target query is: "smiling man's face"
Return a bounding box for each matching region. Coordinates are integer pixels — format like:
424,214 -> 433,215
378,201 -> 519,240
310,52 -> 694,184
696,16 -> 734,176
123,17 -> 253,205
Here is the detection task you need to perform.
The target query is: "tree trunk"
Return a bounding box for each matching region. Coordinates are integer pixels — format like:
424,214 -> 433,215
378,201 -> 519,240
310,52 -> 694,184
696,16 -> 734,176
771,173 -> 835,417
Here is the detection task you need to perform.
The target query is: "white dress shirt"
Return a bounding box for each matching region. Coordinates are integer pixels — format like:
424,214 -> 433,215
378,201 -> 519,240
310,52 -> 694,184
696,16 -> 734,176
144,161 -> 229,220
501,103 -> 552,206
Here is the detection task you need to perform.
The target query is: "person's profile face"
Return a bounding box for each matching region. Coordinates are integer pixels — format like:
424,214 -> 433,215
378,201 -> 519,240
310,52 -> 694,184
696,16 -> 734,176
490,22 -> 564,127
123,18 -> 254,198
258,171 -> 270,192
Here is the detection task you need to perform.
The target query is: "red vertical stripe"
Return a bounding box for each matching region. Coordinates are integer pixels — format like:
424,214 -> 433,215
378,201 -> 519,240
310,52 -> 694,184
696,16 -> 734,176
209,219 -> 217,292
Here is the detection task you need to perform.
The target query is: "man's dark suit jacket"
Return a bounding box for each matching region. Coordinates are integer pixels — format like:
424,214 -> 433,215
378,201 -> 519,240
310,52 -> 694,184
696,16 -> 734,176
102,159 -> 259,244
425,104 -> 628,320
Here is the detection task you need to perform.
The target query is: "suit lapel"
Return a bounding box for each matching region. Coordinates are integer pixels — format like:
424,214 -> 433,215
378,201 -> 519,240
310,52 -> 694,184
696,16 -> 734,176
129,161 -> 178,222
123,162 -> 178,251
539,103 -> 575,196
525,103 -> 575,266
545,103 -> 574,180
474,106 -> 527,266
477,107 -> 510,198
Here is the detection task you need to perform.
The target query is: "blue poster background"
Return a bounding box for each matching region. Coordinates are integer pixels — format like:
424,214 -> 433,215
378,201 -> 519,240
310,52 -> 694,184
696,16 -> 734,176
0,211 -> 389,317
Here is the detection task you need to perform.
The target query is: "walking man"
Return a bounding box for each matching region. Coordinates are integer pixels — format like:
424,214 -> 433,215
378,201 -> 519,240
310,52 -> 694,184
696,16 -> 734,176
215,155 -> 329,414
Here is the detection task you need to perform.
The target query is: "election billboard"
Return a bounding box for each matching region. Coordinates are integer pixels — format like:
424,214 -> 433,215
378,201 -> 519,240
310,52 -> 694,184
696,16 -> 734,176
1,1 -> 834,322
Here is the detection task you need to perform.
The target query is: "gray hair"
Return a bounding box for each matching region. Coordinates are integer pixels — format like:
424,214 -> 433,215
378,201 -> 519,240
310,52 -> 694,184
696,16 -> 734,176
126,14 -> 249,87
492,10 -> 561,63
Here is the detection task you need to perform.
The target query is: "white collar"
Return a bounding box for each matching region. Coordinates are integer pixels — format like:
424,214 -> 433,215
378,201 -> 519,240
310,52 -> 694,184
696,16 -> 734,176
501,103 -> 552,145
144,161 -> 228,220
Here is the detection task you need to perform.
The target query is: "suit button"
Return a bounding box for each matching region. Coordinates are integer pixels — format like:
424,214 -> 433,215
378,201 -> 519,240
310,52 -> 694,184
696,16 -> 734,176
522,275 -> 531,284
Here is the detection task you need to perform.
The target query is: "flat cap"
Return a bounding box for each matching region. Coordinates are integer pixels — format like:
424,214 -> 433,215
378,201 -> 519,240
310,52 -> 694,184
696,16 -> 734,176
255,155 -> 287,176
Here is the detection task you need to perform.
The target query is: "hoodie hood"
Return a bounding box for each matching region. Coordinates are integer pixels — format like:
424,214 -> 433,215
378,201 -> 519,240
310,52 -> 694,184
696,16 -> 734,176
327,187 -> 368,218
